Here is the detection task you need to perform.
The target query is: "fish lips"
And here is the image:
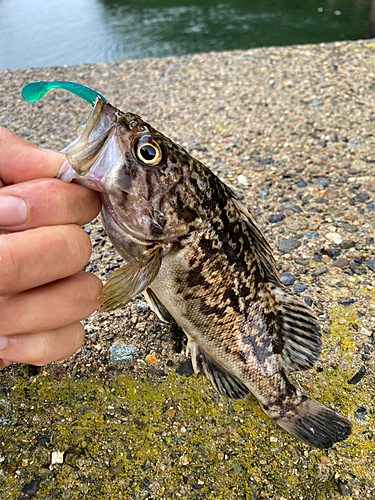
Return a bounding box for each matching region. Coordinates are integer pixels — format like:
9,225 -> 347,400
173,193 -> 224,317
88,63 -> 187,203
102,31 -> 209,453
57,97 -> 128,194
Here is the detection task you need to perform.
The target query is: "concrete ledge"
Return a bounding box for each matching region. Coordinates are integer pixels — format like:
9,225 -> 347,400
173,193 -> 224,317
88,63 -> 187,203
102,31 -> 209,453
0,40 -> 374,499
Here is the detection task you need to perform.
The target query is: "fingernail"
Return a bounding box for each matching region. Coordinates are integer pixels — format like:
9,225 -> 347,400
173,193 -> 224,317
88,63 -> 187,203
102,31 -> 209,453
0,336 -> 7,351
0,196 -> 28,226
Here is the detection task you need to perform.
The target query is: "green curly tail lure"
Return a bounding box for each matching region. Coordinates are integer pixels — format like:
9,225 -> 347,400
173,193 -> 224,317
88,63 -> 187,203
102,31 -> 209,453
21,80 -> 107,106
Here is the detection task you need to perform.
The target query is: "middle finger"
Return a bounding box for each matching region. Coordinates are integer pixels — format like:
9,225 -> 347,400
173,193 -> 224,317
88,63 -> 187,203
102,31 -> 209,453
0,224 -> 92,295
0,271 -> 102,335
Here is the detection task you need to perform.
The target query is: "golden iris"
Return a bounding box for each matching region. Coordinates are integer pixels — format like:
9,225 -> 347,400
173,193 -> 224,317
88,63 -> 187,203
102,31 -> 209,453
135,136 -> 163,166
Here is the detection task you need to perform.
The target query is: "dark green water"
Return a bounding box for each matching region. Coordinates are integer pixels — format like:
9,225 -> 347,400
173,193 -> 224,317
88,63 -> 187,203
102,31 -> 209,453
0,0 -> 373,70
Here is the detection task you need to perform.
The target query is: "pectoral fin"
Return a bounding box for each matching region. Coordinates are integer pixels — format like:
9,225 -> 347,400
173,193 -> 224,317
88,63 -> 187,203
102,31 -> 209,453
99,249 -> 161,312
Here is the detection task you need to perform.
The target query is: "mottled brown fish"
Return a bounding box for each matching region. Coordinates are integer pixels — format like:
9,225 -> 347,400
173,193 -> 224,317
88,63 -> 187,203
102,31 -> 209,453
58,96 -> 351,449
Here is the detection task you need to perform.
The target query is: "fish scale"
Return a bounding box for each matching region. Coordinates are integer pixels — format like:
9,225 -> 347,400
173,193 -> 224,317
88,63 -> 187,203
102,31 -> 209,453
22,81 -> 352,449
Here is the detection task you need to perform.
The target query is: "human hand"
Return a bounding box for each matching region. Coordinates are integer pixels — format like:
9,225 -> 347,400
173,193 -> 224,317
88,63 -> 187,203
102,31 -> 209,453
0,127 -> 103,370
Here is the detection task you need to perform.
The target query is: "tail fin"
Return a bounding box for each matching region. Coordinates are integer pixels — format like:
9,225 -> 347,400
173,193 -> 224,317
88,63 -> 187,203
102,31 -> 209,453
268,396 -> 351,449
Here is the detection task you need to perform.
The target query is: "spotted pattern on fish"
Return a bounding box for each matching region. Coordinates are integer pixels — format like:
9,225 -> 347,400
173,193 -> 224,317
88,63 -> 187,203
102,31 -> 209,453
58,97 -> 352,449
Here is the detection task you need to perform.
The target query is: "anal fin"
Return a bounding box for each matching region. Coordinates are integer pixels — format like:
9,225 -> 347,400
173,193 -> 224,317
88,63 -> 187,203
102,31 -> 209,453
187,338 -> 250,400
99,248 -> 161,312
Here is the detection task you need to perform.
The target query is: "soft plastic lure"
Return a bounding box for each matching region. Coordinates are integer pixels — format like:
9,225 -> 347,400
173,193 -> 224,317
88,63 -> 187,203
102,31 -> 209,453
21,80 -> 107,106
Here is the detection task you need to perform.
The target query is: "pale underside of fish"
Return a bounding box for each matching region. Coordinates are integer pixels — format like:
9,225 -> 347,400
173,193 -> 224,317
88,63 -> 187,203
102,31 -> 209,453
58,97 -> 352,449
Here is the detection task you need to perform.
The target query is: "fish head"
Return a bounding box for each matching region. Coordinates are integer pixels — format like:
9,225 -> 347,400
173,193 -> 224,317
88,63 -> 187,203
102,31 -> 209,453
58,97 -> 205,243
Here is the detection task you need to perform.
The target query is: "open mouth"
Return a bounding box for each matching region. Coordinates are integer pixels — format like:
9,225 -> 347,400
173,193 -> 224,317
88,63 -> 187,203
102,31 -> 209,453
62,97 -> 114,175
57,97 -> 120,190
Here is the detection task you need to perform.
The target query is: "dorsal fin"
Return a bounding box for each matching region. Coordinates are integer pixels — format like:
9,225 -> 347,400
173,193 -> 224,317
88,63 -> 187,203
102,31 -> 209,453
187,337 -> 250,400
231,197 -> 281,285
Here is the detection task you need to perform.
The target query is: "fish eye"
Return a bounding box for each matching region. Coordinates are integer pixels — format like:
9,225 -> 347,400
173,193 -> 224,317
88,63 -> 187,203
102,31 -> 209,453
135,136 -> 163,166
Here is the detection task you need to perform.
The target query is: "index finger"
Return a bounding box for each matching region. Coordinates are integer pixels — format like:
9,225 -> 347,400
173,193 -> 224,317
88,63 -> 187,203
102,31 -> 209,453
0,127 -> 64,185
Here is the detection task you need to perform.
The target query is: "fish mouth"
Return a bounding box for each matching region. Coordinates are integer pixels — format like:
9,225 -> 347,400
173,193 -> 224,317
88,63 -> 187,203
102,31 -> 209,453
57,97 -> 122,191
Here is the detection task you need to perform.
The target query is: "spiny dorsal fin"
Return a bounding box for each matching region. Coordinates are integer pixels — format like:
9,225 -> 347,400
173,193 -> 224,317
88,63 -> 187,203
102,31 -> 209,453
271,287 -> 321,373
142,288 -> 171,323
99,248 -> 161,312
187,337 -> 250,400
231,197 -> 280,284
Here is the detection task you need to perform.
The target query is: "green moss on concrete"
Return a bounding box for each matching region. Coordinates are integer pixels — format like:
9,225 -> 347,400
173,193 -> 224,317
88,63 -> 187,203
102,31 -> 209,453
1,358 -> 374,499
311,303 -> 375,480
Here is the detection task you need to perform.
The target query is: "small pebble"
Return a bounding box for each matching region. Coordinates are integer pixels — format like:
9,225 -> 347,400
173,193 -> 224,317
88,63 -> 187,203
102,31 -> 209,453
269,213 -> 285,223
338,299 -> 355,306
364,259 -> 375,273
176,359 -> 194,377
326,232 -> 342,245
145,352 -> 158,364
354,193 -> 370,203
353,405 -> 368,420
137,301 -> 149,313
21,477 -> 41,496
332,257 -> 349,268
278,238 -> 301,253
109,343 -> 137,364
237,174 -> 248,186
312,99 -> 324,106
349,262 -> 367,275
312,253 -> 322,262
303,296 -> 313,307
337,479 -> 351,496
51,451 -> 64,465
325,248 -> 340,258
347,137 -> 364,150
341,240 -> 355,249
259,158 -> 273,165
367,201 -> 375,212
294,257 -> 309,266
347,366 -> 366,385
293,283 -> 306,294
311,266 -> 328,277
304,230 -> 318,240
296,179 -> 307,188
279,203 -> 301,213
260,189 -> 269,201
314,178 -> 330,188
280,272 -> 295,286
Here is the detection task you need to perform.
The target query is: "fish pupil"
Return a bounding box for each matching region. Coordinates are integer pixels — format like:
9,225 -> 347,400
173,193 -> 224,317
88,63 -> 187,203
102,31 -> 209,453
140,145 -> 156,161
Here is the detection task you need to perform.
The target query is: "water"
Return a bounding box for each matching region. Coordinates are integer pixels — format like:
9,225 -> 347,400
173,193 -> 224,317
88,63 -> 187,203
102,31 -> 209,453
0,0 -> 372,70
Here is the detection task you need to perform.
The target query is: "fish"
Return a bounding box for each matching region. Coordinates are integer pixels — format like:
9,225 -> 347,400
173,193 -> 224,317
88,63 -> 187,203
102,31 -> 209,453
57,95 -> 352,450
